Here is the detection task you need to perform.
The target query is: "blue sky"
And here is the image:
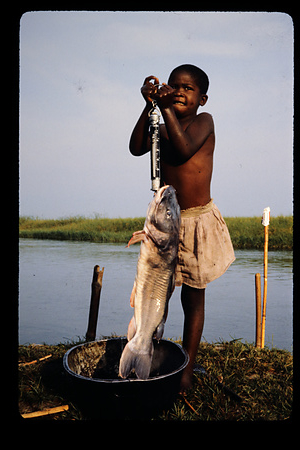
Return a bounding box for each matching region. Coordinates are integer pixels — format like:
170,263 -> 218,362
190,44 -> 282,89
20,11 -> 293,218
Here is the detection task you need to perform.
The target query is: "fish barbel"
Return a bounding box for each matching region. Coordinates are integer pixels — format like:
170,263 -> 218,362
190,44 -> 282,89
119,185 -> 181,380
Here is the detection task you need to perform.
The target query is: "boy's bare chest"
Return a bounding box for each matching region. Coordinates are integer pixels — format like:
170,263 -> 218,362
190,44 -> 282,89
159,124 -> 185,166
159,124 -> 214,168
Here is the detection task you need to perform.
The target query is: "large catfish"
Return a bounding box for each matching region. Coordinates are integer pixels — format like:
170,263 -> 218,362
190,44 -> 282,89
119,185 -> 181,380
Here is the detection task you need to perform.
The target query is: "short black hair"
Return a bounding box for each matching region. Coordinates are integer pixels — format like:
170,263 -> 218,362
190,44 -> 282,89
168,64 -> 209,94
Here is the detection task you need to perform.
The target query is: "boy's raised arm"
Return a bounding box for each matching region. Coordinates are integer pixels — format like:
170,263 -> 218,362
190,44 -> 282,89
163,109 -> 214,162
129,104 -> 152,156
153,84 -> 214,163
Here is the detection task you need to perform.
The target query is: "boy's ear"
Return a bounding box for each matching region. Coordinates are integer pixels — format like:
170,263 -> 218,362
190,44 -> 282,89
199,94 -> 208,107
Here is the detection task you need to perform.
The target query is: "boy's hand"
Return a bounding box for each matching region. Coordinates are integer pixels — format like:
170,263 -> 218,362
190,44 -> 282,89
141,76 -> 160,104
153,83 -> 175,110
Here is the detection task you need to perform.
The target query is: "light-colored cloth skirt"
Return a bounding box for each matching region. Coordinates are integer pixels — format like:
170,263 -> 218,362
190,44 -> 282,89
175,199 -> 235,289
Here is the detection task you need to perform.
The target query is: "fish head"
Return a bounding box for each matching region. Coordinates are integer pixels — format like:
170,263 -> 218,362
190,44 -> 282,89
152,185 -> 181,233
145,185 -> 181,248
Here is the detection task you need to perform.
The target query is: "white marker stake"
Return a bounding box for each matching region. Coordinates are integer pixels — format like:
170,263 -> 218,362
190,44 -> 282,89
261,207 -> 270,348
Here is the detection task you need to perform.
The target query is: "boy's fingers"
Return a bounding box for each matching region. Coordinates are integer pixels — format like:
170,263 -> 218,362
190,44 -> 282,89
155,84 -> 174,95
143,75 -> 159,85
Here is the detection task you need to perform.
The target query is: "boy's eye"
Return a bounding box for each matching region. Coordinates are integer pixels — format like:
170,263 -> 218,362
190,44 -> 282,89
169,84 -> 194,91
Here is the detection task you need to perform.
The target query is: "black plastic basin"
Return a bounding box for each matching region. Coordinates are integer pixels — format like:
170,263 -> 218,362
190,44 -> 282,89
63,337 -> 188,419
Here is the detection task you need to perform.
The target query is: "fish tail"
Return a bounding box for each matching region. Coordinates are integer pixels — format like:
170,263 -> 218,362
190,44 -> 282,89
119,340 -> 153,380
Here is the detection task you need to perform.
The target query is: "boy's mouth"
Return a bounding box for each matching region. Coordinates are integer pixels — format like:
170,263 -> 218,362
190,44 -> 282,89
173,100 -> 185,106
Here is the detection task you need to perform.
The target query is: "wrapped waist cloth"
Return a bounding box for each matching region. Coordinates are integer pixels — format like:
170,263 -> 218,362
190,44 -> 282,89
180,199 -> 215,217
175,200 -> 235,289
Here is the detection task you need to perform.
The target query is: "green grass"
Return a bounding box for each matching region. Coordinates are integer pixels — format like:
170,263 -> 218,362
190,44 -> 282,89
225,215 -> 293,250
19,215 -> 145,244
18,339 -> 293,421
159,339 -> 293,421
19,215 -> 293,250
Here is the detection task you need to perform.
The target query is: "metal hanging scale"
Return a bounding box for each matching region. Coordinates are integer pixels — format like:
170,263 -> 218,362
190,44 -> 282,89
148,96 -> 161,193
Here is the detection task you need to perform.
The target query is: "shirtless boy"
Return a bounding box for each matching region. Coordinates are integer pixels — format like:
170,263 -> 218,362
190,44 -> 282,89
129,64 -> 235,391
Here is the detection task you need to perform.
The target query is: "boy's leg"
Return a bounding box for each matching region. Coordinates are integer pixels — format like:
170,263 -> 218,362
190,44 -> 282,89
180,283 -> 205,392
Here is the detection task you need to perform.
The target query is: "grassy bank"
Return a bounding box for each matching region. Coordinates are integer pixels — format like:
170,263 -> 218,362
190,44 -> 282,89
18,339 -> 293,421
19,215 -> 293,250
19,216 -> 145,245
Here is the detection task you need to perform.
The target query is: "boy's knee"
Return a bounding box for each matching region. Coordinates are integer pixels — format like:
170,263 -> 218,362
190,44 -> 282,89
181,284 -> 205,307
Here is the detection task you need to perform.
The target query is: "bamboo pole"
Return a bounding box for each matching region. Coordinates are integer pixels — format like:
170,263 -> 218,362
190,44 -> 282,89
19,354 -> 52,366
86,265 -> 104,341
255,273 -> 262,348
21,405 -> 69,419
261,224 -> 269,348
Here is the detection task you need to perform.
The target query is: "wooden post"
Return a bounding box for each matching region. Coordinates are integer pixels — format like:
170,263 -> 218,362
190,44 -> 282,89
261,224 -> 269,348
255,273 -> 262,348
86,265 -> 104,341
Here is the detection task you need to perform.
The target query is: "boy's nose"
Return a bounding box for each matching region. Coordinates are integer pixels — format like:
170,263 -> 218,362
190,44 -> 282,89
174,91 -> 184,98
174,87 -> 184,95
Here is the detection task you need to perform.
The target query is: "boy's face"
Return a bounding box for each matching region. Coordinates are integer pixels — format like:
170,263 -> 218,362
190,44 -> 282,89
168,71 -> 208,118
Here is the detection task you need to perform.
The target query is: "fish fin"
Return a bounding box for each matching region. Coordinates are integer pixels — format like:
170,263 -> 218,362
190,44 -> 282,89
126,230 -> 145,247
154,320 -> 165,340
154,302 -> 169,340
129,281 -> 136,307
170,273 -> 175,297
119,340 -> 153,380
127,315 -> 136,341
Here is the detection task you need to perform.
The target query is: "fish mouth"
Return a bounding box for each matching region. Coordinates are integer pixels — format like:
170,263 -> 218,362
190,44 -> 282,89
154,185 -> 178,215
160,185 -> 170,194
154,184 -> 169,198
155,185 -> 173,201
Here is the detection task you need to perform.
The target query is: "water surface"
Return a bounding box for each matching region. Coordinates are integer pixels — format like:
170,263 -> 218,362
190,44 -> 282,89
19,239 -> 293,351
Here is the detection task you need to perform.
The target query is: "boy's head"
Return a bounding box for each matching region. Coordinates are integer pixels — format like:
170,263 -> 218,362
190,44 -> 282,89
168,64 -> 209,95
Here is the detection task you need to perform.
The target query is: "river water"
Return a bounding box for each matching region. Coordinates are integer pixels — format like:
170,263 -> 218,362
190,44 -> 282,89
19,239 -> 293,351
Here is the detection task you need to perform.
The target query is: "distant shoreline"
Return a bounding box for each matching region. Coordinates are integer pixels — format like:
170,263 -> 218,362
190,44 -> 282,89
19,215 -> 293,250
